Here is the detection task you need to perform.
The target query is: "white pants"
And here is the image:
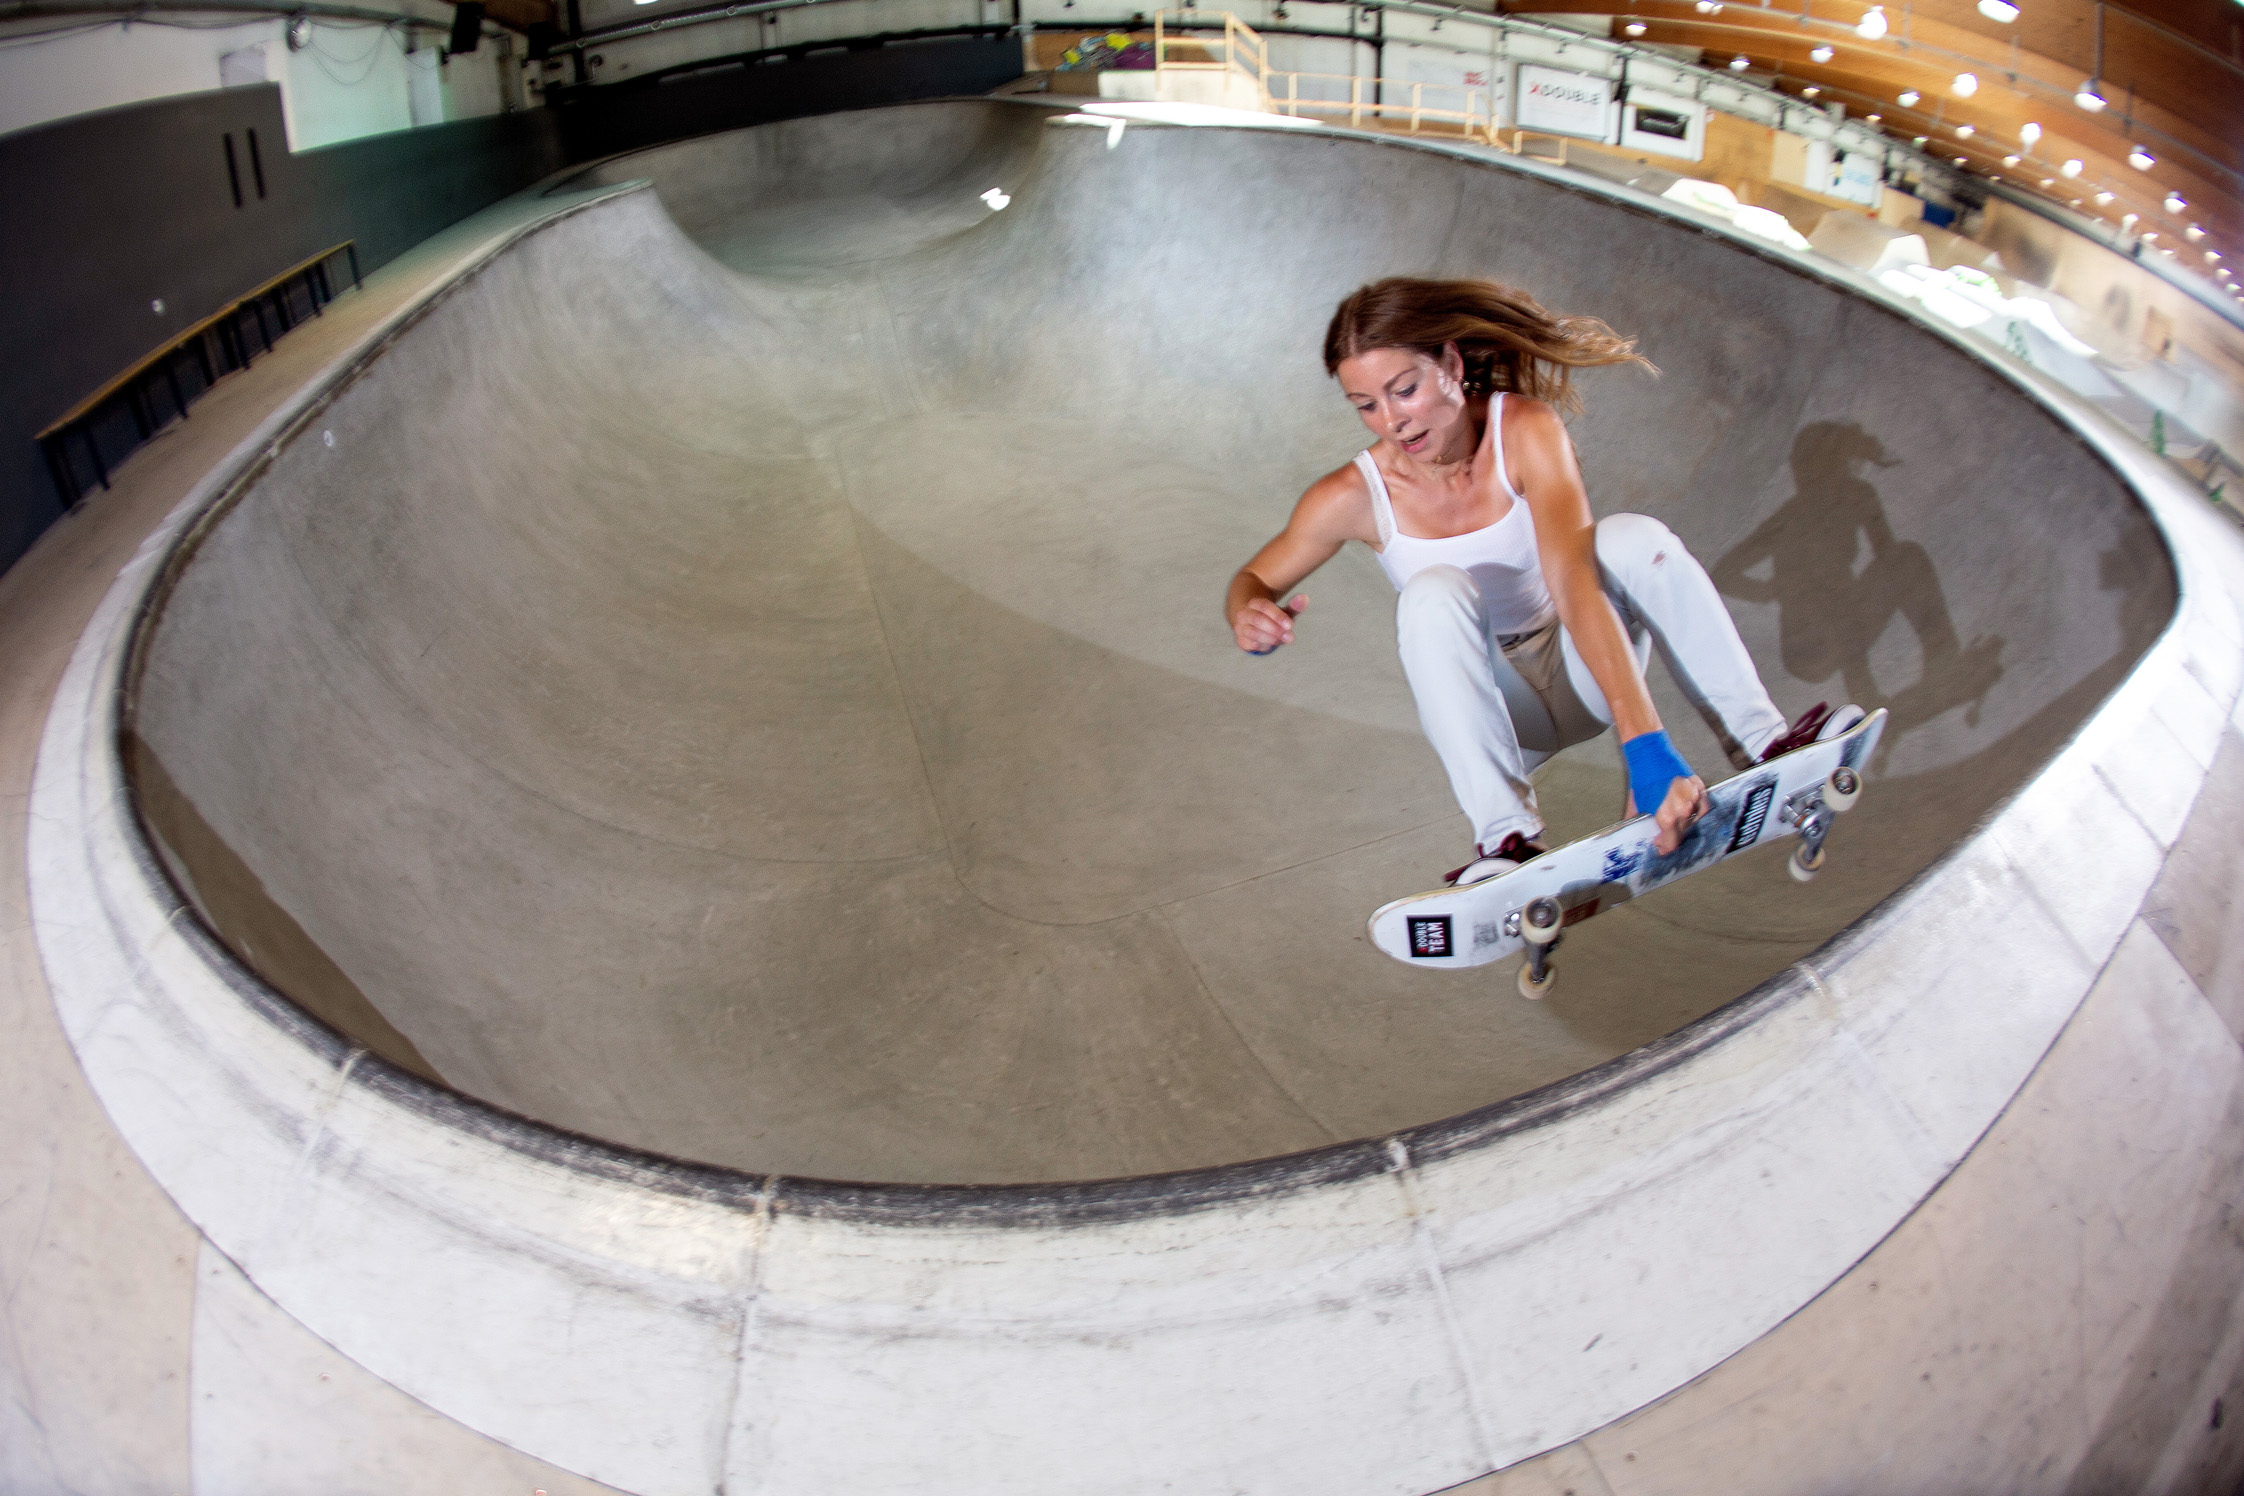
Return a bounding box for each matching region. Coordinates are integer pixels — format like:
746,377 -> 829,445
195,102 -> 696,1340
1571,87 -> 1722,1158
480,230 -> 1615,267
1395,513 -> 1788,849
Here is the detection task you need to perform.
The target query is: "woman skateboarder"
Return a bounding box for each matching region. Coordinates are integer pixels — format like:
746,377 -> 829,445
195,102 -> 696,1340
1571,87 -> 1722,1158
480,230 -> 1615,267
1225,277 -> 1858,881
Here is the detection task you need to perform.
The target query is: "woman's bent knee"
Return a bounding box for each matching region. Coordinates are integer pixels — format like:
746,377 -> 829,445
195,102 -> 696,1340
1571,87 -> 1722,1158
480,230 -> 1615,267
1594,513 -> 1679,574
1396,565 -> 1482,635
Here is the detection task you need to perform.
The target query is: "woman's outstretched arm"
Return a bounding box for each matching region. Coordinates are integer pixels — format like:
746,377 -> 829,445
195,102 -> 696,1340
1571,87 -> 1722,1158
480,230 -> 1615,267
1504,399 -> 1708,852
1226,468 -> 1372,654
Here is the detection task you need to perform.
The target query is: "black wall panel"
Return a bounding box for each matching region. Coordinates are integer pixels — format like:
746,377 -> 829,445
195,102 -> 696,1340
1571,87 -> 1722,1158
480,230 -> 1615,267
547,33 -> 1023,159
0,88 -> 562,577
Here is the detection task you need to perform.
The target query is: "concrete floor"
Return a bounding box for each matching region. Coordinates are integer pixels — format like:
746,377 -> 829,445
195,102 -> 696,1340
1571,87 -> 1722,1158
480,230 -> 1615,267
7,99 -> 2244,1494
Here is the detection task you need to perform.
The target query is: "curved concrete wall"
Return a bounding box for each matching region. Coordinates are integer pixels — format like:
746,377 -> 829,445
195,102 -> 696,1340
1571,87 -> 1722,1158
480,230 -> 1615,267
29,102 -> 2244,1496
115,103 -> 2171,1184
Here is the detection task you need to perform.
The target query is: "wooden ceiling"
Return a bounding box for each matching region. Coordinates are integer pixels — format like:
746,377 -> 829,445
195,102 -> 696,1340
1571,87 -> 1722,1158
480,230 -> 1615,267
1506,0 -> 2242,301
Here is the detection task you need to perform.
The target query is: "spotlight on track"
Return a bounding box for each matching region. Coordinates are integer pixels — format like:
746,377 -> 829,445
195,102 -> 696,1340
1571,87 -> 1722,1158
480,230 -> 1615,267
1856,4 -> 1887,38
2073,79 -> 2105,111
1810,43 -> 1834,61
1977,0 -> 2018,19
1897,88 -> 1919,106
1953,72 -> 1977,96
2128,145 -> 2154,169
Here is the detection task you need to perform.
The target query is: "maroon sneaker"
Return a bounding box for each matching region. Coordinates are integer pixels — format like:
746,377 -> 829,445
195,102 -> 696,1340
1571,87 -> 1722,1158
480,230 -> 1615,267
1760,702 -> 1867,763
1445,831 -> 1548,887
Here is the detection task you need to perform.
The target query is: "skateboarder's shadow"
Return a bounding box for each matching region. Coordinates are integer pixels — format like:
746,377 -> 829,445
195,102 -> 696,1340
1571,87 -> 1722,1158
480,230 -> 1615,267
1711,422 -> 2003,742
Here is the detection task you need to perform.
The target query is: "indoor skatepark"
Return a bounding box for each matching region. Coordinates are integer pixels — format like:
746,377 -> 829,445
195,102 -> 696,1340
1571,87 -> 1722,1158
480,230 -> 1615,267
117,99 -> 2172,1181
12,87 -> 2244,1496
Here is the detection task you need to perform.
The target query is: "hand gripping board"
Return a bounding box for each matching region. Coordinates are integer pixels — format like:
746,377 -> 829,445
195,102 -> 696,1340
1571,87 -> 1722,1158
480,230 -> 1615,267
1368,709 -> 1886,970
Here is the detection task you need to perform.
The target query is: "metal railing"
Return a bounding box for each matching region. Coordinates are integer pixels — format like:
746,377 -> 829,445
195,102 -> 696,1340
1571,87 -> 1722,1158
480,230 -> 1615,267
1269,71 -> 1497,141
1151,9 -> 1496,141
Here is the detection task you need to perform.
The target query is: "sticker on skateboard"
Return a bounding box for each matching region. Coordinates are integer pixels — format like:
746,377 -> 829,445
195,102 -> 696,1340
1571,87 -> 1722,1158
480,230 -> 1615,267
1368,708 -> 1886,1000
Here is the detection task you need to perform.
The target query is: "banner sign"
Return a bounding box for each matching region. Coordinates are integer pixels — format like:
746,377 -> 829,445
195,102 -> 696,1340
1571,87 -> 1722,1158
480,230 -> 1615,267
1515,64 -> 1615,142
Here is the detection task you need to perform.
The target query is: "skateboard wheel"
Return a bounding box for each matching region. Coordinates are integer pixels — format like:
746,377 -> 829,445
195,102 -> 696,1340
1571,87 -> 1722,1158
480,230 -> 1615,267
1521,896 -> 1563,945
1789,843 -> 1825,882
1826,766 -> 1861,812
1517,962 -> 1555,1000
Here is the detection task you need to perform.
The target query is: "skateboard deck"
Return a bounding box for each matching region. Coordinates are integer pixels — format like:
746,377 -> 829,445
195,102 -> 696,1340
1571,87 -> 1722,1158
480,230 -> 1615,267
1368,709 -> 1886,994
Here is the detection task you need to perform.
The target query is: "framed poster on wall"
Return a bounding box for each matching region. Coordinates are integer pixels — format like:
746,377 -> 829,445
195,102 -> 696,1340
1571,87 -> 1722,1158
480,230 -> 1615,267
1617,87 -> 1705,160
1514,64 -> 1615,143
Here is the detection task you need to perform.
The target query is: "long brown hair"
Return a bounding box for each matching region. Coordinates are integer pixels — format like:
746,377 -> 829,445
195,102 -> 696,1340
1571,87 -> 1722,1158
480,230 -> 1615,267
1323,277 -> 1654,415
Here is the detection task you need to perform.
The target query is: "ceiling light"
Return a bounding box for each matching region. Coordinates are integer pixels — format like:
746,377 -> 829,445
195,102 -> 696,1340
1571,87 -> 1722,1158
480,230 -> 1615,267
1623,20 -> 1647,35
2002,153 -> 2020,166
1867,113 -> 1882,123
2120,212 -> 2137,230
1856,4 -> 1887,38
1810,44 -> 1835,62
2165,192 -> 2187,213
2094,191 -> 2113,204
2186,223 -> 2206,241
1978,0 -> 2019,19
1917,136 -> 1931,146
2208,251 -> 2223,263
1730,54 -> 1751,69
1955,123 -> 1975,138
2039,177 -> 2054,187
2142,230 -> 2157,242
1956,157 -> 1970,166
2074,80 -> 2106,111
1898,88 -> 1920,106
2020,121 -> 2041,145
2060,159 -> 2082,177
1694,1 -> 1720,12
1954,72 -> 1978,96
1803,85 -> 1821,97
2128,145 -> 2154,170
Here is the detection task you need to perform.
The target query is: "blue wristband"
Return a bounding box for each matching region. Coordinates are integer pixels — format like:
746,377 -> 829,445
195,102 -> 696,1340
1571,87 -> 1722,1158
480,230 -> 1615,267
1622,730 -> 1693,815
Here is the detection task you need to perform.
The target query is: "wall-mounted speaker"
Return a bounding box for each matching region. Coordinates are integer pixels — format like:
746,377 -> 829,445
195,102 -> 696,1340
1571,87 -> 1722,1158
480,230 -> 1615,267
447,3 -> 484,56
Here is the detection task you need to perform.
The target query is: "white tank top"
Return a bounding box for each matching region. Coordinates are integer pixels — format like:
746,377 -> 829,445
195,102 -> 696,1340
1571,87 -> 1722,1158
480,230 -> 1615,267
1357,395 -> 1556,636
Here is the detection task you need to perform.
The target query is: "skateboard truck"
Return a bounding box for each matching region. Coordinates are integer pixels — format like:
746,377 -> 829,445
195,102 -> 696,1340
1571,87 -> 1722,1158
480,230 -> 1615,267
1515,895 -> 1564,999
1780,765 -> 1862,882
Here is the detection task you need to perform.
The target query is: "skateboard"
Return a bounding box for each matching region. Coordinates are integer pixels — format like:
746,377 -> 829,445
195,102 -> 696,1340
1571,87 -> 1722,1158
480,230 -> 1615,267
1368,709 -> 1886,1000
